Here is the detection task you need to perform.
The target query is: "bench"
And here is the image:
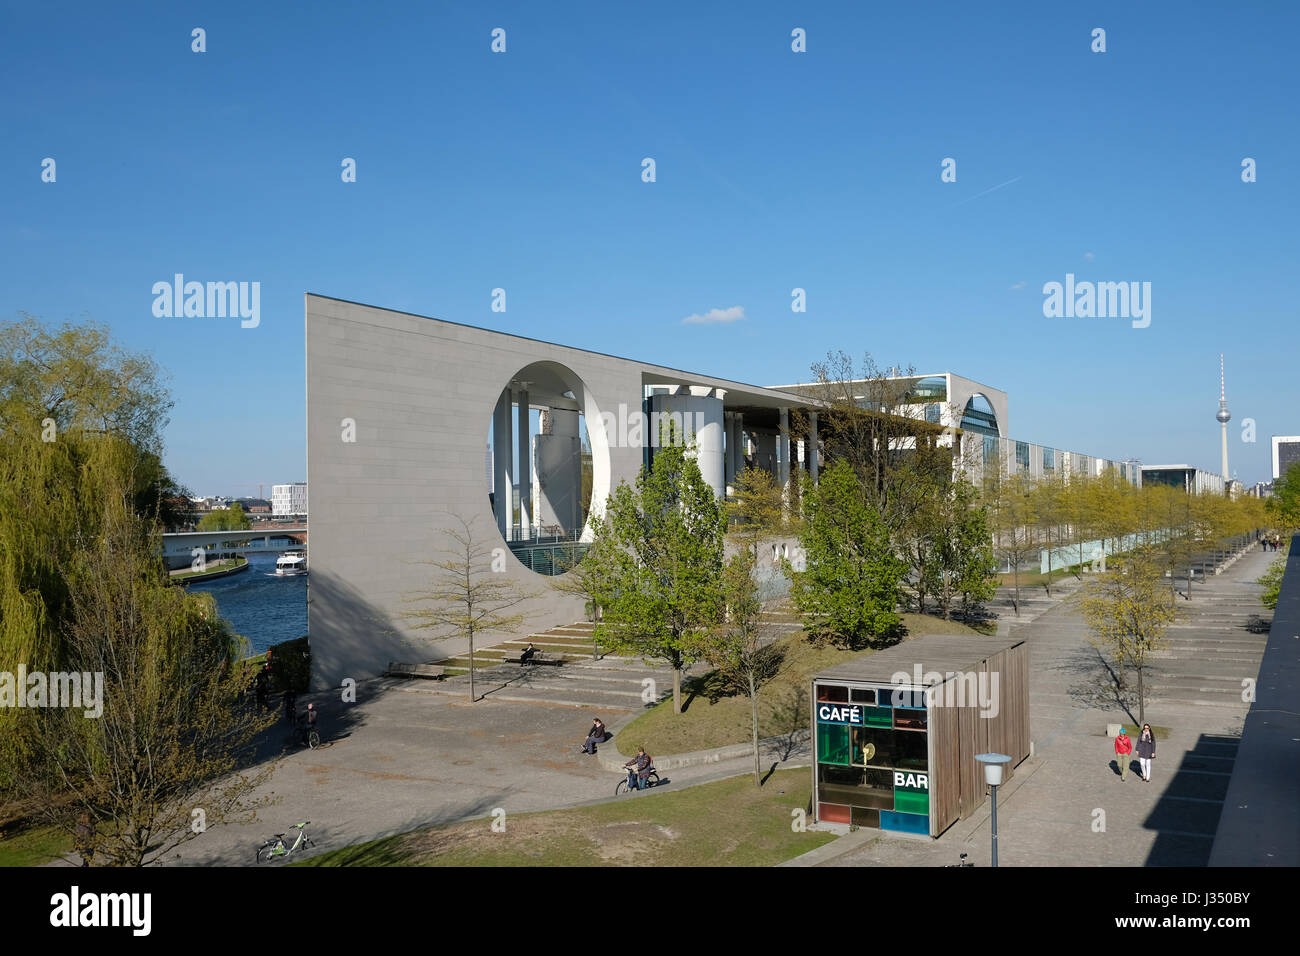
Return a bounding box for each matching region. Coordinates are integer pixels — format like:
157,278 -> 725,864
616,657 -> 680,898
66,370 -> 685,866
385,662 -> 446,679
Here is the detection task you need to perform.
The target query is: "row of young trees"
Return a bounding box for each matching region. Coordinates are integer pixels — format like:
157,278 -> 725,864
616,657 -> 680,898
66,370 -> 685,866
1,317 -> 273,865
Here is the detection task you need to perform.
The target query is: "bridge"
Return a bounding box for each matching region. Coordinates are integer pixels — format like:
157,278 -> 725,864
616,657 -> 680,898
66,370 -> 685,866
161,527 -> 307,568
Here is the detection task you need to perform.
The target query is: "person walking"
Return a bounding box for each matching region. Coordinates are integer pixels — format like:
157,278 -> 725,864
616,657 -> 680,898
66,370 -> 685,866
1114,725 -> 1133,782
1136,724 -> 1157,782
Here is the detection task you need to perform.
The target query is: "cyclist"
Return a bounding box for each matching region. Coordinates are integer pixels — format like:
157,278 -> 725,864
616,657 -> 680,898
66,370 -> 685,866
623,747 -> 653,791
299,702 -> 318,745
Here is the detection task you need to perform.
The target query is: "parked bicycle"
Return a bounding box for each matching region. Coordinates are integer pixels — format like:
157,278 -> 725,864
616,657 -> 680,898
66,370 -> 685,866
255,821 -> 314,863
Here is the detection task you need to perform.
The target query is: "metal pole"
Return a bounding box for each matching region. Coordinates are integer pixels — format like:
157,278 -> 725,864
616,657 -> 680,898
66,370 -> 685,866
990,784 -> 999,867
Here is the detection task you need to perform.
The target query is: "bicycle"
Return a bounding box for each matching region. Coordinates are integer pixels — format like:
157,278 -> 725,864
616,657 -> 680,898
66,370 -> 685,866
255,821 -> 314,863
614,764 -> 660,795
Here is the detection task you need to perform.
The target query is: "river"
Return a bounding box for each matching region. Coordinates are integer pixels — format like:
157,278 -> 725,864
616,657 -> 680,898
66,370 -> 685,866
186,551 -> 307,656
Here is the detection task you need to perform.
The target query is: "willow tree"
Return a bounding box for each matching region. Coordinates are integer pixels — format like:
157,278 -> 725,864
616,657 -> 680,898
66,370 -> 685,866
12,471 -> 275,865
0,318 -> 186,797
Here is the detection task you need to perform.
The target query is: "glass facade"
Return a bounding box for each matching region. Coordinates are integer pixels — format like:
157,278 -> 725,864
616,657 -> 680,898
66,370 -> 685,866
1043,448 -> 1055,471
1015,441 -> 1030,474
814,681 -> 930,835
960,394 -> 999,437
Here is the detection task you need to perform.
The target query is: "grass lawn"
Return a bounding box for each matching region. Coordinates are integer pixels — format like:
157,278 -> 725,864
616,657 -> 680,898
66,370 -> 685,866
614,612 -> 986,757
171,556 -> 248,582
0,823 -> 72,867
297,768 -> 831,867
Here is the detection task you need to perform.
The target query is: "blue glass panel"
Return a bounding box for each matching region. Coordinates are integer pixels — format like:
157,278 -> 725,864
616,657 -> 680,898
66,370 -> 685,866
880,810 -> 930,835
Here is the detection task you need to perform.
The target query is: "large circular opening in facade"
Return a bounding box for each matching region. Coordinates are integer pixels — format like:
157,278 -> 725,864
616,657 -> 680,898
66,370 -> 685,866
485,362 -> 599,576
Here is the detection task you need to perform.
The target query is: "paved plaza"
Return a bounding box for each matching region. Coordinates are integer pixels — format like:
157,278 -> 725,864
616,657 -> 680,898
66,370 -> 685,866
45,546 -> 1269,867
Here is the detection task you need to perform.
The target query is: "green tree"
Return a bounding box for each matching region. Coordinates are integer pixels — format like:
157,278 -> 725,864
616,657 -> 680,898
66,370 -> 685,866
13,480 -> 274,865
197,502 -> 251,532
1079,555 -> 1177,727
948,477 -> 998,619
1,319 -> 185,785
787,461 -> 906,648
1267,464 -> 1300,535
403,515 -> 536,702
593,440 -> 727,715
1258,548 -> 1288,611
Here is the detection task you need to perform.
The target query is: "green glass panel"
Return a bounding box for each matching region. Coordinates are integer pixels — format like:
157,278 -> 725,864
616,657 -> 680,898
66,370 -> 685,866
895,788 -> 929,815
817,723 -> 850,765
862,706 -> 892,728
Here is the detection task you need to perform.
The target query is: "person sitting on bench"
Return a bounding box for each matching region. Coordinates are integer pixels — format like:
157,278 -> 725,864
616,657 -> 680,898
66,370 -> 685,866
581,717 -> 606,754
520,642 -> 537,664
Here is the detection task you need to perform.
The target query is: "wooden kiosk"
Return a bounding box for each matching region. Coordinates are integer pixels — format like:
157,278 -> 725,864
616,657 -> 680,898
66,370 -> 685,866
810,635 -> 1030,837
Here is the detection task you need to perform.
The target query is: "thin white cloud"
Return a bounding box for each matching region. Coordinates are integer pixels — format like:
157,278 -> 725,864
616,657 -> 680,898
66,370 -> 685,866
682,305 -> 745,325
1009,280 -> 1027,291
1083,251 -> 1095,261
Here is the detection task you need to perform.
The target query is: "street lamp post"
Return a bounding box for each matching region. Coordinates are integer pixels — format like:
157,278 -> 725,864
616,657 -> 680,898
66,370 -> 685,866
975,753 -> 1012,867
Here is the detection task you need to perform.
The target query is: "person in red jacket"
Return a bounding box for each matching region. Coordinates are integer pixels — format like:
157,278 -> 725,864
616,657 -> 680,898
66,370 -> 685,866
1114,726 -> 1133,782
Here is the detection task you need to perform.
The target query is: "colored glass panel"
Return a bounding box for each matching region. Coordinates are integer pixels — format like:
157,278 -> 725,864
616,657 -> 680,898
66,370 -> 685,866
894,788 -> 930,815
850,687 -> 877,705
817,684 -> 848,703
880,810 -> 929,835
819,803 -> 851,824
894,708 -> 927,731
850,807 -> 881,829
817,722 -> 850,765
862,706 -> 892,727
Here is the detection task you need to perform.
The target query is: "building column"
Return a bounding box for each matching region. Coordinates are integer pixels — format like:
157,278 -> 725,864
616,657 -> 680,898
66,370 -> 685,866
808,411 -> 819,486
493,389 -> 512,538
516,386 -> 531,540
778,407 -> 790,490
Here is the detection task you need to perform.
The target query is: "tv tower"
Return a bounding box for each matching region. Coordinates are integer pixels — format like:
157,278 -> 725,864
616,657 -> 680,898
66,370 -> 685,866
1216,353 -> 1231,481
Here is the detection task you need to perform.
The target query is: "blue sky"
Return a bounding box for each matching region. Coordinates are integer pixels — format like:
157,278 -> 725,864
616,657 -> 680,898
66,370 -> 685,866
4,1 -> 1297,493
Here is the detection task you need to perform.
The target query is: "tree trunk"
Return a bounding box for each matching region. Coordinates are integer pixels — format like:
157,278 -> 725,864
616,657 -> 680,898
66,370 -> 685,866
672,665 -> 682,714
1137,665 -> 1145,728
750,673 -> 761,786
469,631 -> 476,702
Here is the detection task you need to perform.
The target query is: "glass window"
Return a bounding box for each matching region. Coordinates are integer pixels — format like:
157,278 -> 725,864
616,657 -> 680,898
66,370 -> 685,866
816,684 -> 848,703
1043,448 -> 1055,471
961,395 -> 1000,437
1016,441 -> 1029,473
894,708 -> 927,731
880,810 -> 929,835
924,403 -> 940,424
849,687 -> 877,705
850,727 -> 929,771
893,788 -> 930,815
817,723 -> 851,765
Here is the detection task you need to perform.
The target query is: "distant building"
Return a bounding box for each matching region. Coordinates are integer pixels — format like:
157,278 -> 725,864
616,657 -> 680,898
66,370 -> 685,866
235,497 -> 272,514
1247,481 -> 1273,499
272,482 -> 307,515
1141,464 -> 1225,495
1272,436 -> 1300,480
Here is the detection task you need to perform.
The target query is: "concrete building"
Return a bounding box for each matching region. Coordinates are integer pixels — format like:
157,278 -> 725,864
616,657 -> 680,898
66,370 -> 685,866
769,372 -> 1142,486
304,296 -> 1147,689
272,482 -> 308,516
305,295 -> 821,688
1272,436 -> 1300,481
1140,464 -> 1226,496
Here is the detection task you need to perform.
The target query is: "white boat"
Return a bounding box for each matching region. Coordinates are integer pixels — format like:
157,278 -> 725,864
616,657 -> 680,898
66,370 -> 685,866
275,552 -> 307,576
